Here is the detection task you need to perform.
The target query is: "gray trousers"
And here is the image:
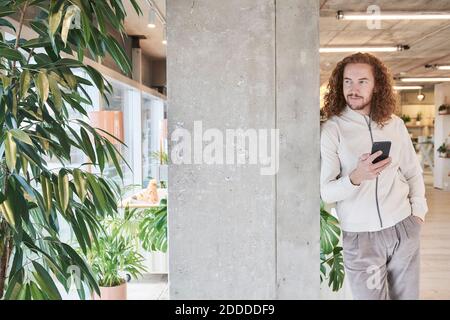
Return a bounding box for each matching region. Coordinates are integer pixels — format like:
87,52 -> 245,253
342,215 -> 421,300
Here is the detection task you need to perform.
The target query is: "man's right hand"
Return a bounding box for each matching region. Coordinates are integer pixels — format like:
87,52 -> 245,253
349,151 -> 392,186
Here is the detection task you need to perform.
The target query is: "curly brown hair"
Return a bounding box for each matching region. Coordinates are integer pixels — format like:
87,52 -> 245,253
322,52 -> 397,126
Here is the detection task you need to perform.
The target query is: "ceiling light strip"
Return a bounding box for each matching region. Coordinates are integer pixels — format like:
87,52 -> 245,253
319,45 -> 407,53
337,11 -> 450,20
393,86 -> 423,90
401,78 -> 450,82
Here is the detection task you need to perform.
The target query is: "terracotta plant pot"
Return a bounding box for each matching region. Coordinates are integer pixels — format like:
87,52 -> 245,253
92,281 -> 127,300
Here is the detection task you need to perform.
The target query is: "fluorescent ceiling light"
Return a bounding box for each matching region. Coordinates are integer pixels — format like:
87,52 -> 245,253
401,77 -> 450,82
162,27 -> 167,45
320,45 -> 408,53
337,10 -> 450,20
425,64 -> 450,70
393,85 -> 423,90
147,9 -> 156,28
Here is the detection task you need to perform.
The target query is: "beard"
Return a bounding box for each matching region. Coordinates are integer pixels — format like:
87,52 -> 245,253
345,94 -> 372,111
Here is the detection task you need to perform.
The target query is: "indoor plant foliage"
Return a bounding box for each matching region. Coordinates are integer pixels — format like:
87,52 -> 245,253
138,198 -> 167,253
320,201 -> 345,292
0,0 -> 141,299
438,104 -> 450,114
437,142 -> 448,157
86,204 -> 147,299
400,114 -> 411,124
416,112 -> 422,125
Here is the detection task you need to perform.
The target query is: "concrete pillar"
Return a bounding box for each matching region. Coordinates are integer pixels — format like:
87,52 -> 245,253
275,0 -> 320,299
167,0 -> 320,299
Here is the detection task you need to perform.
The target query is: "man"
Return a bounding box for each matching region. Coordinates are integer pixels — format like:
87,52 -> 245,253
320,52 -> 428,300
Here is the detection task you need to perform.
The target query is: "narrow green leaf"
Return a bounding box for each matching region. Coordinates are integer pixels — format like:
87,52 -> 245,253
62,71 -> 77,90
10,129 -> 33,145
22,37 -> 52,48
61,5 -> 79,46
41,175 -> 53,215
94,135 -> 105,172
0,47 -> 23,61
32,261 -> 62,300
58,170 -> 70,213
0,10 -> 16,18
20,155 -> 29,175
72,169 -> 87,202
130,0 -> 143,15
0,202 -> 15,227
60,243 -> 100,296
3,268 -> 24,299
48,72 -> 63,112
35,71 -> 49,104
80,127 -> 95,163
85,173 -> 106,211
104,142 -> 123,179
19,69 -> 31,98
5,131 -> 17,171
29,281 -> 46,300
0,17 -> 16,32
49,1 -> 63,37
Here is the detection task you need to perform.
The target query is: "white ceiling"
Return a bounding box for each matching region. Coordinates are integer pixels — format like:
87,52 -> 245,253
123,0 -> 166,60
122,0 -> 450,87
320,0 -> 450,86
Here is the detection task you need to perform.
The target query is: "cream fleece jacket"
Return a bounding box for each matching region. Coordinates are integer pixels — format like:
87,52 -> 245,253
320,105 -> 428,232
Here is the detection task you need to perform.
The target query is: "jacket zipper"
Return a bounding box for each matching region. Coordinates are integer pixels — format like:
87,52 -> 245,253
363,115 -> 384,229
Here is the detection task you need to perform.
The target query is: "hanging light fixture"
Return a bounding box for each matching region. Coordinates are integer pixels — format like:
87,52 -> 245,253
147,9 -> 156,28
417,89 -> 425,101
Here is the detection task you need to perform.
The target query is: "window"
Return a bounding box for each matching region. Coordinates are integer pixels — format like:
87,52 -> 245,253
141,93 -> 166,188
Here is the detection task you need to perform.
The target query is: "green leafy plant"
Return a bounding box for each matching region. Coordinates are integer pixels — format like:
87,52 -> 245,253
438,104 -> 450,113
0,0 -> 142,299
400,114 -> 411,123
150,150 -> 168,165
416,112 -> 422,122
85,208 -> 147,288
320,201 -> 344,292
138,198 -> 167,253
437,142 -> 448,155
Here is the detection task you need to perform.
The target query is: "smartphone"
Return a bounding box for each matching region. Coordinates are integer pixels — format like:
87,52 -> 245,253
371,141 -> 391,164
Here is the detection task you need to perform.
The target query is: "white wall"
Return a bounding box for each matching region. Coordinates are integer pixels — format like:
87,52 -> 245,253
434,83 -> 450,190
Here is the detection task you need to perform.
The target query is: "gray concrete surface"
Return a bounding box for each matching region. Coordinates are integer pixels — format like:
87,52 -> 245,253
167,0 -> 320,299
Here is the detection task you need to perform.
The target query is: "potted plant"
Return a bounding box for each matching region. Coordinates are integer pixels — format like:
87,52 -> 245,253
400,114 -> 411,124
438,104 -> 450,115
122,198 -> 168,272
320,201 -> 344,292
437,143 -> 449,158
87,209 -> 147,300
416,112 -> 422,126
0,1 -> 142,299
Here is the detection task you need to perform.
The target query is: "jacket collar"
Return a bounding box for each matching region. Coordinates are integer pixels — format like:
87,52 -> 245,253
342,105 -> 371,125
